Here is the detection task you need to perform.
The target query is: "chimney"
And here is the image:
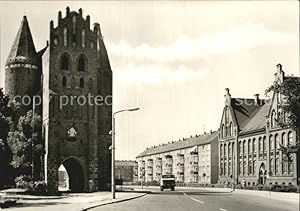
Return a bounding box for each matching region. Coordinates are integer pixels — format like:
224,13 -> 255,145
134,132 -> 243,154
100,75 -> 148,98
224,88 -> 231,106
210,130 -> 213,134
254,94 -> 260,105
79,8 -> 82,17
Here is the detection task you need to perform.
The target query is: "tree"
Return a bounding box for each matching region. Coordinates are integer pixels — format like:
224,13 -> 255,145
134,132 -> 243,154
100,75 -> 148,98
7,110 -> 44,181
0,88 -> 15,188
266,77 -> 300,162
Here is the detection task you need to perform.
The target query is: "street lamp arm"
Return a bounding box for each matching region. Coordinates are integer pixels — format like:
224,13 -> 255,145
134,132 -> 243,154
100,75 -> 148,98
113,107 -> 140,117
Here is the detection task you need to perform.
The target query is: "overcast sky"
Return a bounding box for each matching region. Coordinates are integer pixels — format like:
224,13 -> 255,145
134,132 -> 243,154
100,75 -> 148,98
0,1 -> 299,160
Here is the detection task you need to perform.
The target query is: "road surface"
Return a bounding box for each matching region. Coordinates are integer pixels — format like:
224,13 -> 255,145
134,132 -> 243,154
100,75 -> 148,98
91,187 -> 298,211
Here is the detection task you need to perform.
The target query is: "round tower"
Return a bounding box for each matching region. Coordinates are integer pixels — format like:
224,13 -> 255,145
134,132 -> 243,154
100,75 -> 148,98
5,16 -> 41,119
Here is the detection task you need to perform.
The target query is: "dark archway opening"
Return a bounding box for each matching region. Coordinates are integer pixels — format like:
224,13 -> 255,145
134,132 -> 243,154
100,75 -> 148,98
58,158 -> 85,193
258,163 -> 266,185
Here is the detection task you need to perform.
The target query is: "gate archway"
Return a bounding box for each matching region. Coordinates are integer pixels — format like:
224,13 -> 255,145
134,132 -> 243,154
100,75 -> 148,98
58,157 -> 86,192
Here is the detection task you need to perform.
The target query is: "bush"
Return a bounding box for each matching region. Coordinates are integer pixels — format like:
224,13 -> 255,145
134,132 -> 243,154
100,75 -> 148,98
15,175 -> 47,195
144,180 -> 159,186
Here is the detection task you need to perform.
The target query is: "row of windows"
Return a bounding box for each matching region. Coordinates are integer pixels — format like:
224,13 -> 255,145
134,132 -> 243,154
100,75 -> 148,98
221,122 -> 233,138
270,109 -> 288,128
62,25 -> 86,48
62,76 -> 85,88
60,53 -> 88,72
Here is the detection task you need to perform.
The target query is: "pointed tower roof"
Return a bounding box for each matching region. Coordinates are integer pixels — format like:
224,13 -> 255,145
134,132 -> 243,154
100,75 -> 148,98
6,16 -> 38,66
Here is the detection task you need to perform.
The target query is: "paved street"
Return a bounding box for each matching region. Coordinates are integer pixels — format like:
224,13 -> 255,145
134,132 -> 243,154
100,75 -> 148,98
91,187 -> 298,211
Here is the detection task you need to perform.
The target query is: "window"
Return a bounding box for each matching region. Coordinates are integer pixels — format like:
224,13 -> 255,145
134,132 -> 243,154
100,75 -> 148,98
270,135 -> 274,153
72,16 -> 77,31
224,144 -> 227,160
220,144 -> 223,158
63,27 -> 68,46
239,141 -> 242,155
248,139 -> 252,154
259,137 -> 263,153
278,112 -> 281,123
288,132 -> 293,146
239,161 -> 242,175
80,78 -> 84,88
229,122 -> 233,136
263,136 -> 267,153
275,134 -> 280,150
271,110 -> 276,127
222,124 -> 225,137
81,29 -> 86,48
60,53 -> 70,70
62,76 -> 67,87
253,160 -> 256,174
253,139 -> 256,153
270,158 -> 274,175
275,158 -> 279,175
78,55 -> 87,72
282,133 -> 287,147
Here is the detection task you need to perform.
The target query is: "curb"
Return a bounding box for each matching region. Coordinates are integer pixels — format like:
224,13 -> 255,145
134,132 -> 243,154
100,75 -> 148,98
81,193 -> 148,211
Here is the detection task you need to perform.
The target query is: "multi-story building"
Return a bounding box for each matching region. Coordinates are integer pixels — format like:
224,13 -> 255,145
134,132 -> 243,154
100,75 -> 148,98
115,160 -> 138,183
218,64 -> 299,186
136,131 -> 219,184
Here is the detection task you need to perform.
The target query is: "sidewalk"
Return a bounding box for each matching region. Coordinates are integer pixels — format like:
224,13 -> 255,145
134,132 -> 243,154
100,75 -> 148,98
1,191 -> 147,211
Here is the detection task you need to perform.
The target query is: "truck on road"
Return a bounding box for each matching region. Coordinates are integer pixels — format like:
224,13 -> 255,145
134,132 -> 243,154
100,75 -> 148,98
160,174 -> 175,191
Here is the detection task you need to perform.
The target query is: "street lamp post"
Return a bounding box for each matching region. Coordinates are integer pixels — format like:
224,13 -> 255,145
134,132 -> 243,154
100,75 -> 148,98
112,107 -> 140,199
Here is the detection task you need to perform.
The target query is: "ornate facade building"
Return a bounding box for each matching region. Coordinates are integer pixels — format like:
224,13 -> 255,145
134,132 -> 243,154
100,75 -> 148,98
5,7 -> 112,193
136,131 -> 219,184
218,64 -> 299,186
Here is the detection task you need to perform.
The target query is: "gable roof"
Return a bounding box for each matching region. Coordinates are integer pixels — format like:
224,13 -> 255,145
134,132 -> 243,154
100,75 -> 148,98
136,131 -> 218,158
231,98 -> 265,131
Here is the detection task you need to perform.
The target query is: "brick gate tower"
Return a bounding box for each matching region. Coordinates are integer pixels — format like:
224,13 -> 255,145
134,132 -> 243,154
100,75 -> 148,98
42,7 -> 112,194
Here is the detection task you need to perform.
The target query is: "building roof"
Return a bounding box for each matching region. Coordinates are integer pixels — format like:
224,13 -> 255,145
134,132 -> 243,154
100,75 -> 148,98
6,16 -> 38,66
115,160 -> 138,166
136,131 -> 218,158
231,98 -> 265,131
240,101 -> 270,133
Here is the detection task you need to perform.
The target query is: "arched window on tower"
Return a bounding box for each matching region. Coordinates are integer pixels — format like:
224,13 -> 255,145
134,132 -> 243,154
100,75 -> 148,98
63,27 -> 68,46
60,53 -> 71,71
62,76 -> 67,87
80,78 -> 84,88
78,55 -> 87,72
